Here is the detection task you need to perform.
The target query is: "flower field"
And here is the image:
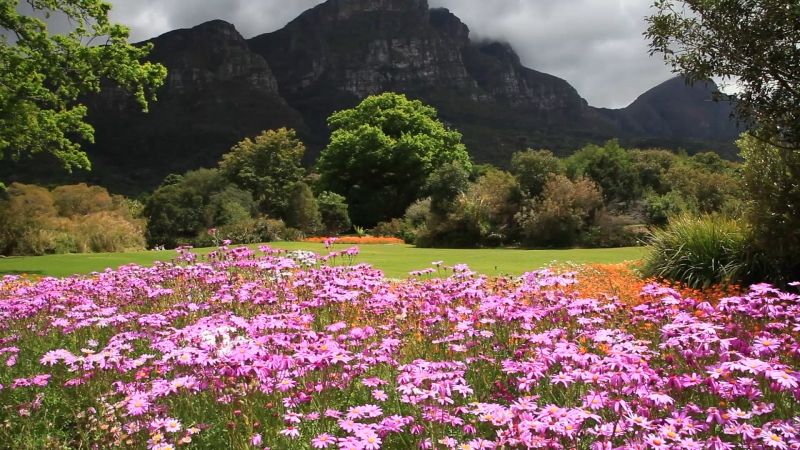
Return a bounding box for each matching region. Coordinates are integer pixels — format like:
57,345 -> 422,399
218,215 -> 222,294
1,245 -> 799,449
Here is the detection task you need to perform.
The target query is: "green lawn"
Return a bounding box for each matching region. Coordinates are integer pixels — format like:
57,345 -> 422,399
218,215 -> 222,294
0,243 -> 646,279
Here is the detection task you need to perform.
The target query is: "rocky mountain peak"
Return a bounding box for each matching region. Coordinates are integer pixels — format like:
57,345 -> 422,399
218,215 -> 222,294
429,7 -> 470,42
146,20 -> 278,95
317,0 -> 428,20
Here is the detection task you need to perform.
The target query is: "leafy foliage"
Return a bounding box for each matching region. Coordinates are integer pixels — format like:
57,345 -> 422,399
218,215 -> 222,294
516,175 -> 604,248
739,133 -> 800,284
646,0 -> 800,147
219,128 -> 306,217
566,140 -> 640,204
0,0 -> 167,172
144,169 -> 242,248
424,162 -> 471,217
510,149 -> 565,197
316,191 -> 352,235
317,93 -> 471,226
418,169 -> 521,248
285,182 -> 322,236
0,182 -> 144,255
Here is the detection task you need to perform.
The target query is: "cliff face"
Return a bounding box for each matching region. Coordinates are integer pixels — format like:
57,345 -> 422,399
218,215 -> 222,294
83,20 -> 307,193
246,0 -> 607,163
0,0 -> 742,193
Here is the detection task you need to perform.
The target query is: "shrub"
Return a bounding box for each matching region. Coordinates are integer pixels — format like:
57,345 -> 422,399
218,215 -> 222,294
420,169 -> 521,248
317,191 -> 351,235
566,140 -> 641,204
0,183 -> 145,255
75,212 -> 146,253
371,219 -> 405,239
644,190 -> 689,225
51,183 -> 114,217
642,215 -> 749,288
580,213 -> 640,248
517,175 -> 603,247
510,149 -> 565,197
285,182 -> 322,235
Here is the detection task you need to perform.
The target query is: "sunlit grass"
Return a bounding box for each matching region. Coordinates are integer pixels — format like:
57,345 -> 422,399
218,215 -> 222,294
0,243 -> 646,279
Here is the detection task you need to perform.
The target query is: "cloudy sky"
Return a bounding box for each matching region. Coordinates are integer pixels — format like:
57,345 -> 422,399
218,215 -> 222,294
104,0 -> 676,109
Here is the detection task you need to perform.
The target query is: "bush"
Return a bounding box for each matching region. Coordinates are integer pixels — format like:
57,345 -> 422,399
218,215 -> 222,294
285,182 -> 322,235
642,215 -> 749,288
580,213 -> 640,248
644,190 -> 689,226
0,183 -> 145,255
317,191 -> 351,235
517,175 -> 603,247
371,219 -> 404,239
75,212 -> 146,253
510,149 -> 565,197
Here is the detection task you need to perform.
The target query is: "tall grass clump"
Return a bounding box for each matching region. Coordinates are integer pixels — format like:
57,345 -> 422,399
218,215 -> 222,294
642,214 -> 749,288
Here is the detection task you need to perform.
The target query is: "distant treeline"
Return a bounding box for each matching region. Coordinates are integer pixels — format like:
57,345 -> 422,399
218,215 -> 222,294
0,93 -> 745,257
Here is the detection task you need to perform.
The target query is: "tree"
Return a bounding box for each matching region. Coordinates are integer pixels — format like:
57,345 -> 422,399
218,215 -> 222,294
144,169 -> 238,248
422,169 -> 521,247
316,93 -> 472,226
219,128 -> 306,218
630,149 -> 677,195
285,182 -> 322,235
317,191 -> 351,235
646,0 -> 800,147
566,140 -> 640,204
516,175 -> 604,248
510,149 -> 565,198
0,0 -> 167,179
738,133 -> 800,284
424,162 -> 471,217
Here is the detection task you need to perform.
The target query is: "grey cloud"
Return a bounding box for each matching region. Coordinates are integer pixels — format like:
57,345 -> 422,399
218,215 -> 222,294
102,0 -> 675,108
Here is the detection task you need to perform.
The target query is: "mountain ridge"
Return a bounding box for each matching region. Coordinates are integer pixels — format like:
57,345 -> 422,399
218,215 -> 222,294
0,0 -> 742,194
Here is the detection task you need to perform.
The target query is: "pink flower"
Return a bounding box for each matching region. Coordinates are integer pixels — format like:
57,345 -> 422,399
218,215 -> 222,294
311,433 -> 335,448
372,389 -> 388,402
126,393 -> 151,416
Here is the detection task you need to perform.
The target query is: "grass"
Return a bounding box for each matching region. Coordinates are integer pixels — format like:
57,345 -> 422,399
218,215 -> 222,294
0,243 -> 646,279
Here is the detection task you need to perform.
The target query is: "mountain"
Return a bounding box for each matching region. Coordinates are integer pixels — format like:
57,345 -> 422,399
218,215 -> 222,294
0,0 -> 742,194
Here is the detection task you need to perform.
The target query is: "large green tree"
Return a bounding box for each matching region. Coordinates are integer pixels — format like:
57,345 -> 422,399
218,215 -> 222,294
510,149 -> 565,198
646,0 -> 800,147
566,140 -> 640,204
219,128 -> 306,218
316,93 -> 472,227
0,0 -> 167,178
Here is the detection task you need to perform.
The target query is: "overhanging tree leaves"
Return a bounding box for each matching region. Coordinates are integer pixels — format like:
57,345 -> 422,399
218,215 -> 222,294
645,0 -> 800,147
0,0 -> 167,175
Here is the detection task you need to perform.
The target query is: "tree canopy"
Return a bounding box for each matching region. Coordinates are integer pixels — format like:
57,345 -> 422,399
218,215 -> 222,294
0,0 -> 167,178
316,93 -> 471,226
646,0 -> 800,147
218,128 -> 306,218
